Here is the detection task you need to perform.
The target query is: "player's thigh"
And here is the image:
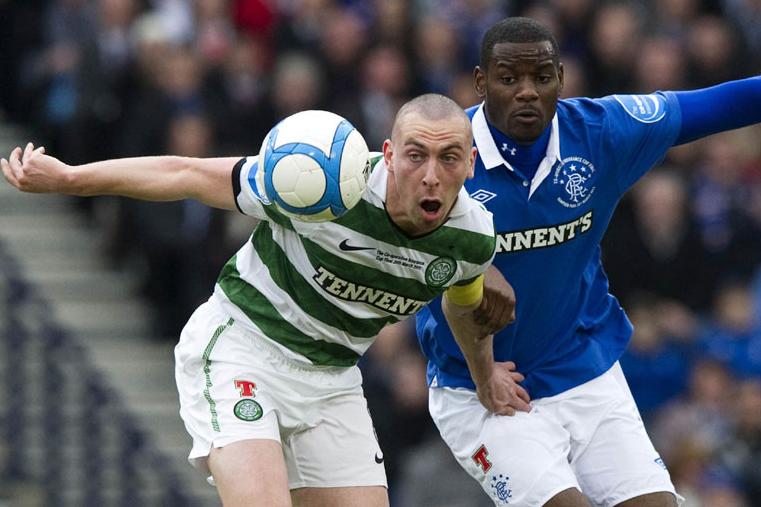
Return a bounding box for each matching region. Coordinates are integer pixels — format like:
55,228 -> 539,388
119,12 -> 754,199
208,439 -> 291,507
291,486 -> 388,507
572,365 -> 682,507
282,389 -> 387,491
545,488 -> 594,507
615,492 -> 678,507
429,387 -> 581,506
175,300 -> 285,475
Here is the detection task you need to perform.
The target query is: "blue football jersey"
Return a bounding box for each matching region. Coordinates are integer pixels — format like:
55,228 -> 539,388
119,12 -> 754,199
417,92 -> 683,399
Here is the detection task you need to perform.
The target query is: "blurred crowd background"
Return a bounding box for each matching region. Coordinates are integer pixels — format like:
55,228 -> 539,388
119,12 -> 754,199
1,0 -> 760,506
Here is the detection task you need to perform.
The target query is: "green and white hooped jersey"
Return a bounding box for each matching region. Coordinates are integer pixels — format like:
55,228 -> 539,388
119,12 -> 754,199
218,154 -> 496,367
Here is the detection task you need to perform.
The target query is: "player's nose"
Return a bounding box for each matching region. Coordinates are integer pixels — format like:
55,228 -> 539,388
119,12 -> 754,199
515,77 -> 539,101
421,159 -> 441,187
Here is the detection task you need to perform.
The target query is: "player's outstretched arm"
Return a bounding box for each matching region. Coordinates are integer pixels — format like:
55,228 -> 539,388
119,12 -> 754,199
442,284 -> 530,416
675,75 -> 761,146
2,142 -> 241,210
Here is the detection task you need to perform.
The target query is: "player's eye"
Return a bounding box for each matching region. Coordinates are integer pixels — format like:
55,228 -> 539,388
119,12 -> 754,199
498,76 -> 516,85
409,152 -> 424,163
537,75 -> 552,84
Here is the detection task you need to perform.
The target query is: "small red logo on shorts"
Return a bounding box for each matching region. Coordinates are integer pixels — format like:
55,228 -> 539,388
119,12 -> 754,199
234,379 -> 257,397
472,444 -> 492,472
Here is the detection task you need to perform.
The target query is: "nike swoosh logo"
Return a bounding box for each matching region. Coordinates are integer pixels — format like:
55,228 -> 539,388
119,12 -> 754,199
375,452 -> 384,464
339,239 -> 375,252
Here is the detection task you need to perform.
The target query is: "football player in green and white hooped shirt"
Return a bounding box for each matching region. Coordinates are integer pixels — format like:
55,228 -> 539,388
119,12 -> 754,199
2,94 -> 521,507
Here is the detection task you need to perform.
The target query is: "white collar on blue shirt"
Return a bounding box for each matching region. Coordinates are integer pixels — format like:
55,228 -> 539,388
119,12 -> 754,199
472,102 -> 562,198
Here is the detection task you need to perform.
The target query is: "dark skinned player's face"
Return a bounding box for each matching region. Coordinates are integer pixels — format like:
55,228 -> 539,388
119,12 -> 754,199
474,41 -> 564,144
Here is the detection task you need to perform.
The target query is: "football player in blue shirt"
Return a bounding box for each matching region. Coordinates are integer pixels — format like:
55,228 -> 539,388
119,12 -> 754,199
417,16 -> 761,507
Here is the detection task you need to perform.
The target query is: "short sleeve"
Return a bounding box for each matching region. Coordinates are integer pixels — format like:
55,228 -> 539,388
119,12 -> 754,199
233,155 -> 270,219
599,92 -> 682,192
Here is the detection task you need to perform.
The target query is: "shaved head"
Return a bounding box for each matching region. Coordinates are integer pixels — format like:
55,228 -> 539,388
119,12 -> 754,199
382,92 -> 476,237
392,94 -> 472,144
480,17 -> 559,69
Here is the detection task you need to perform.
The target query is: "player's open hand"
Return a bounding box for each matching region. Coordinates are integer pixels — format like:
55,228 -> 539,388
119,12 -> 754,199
1,142 -> 68,193
473,265 -> 516,334
476,360 -> 531,416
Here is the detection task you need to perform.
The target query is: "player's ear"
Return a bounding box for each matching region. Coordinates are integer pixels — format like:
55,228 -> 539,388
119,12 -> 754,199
474,66 -> 486,98
468,147 -> 477,178
557,63 -> 564,97
382,139 -> 394,173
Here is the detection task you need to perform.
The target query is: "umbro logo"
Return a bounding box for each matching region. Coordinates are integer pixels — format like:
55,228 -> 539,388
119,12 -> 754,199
339,239 -> 375,252
501,143 -> 517,156
470,189 -> 497,204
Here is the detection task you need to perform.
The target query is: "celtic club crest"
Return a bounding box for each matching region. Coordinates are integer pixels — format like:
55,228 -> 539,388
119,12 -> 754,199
552,156 -> 596,208
233,399 -> 263,421
425,257 -> 456,288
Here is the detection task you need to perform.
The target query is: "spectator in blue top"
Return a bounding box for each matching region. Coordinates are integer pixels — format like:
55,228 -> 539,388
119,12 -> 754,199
699,281 -> 761,379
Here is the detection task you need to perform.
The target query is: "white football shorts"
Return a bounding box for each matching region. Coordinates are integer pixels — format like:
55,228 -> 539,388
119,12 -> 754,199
429,362 -> 684,507
174,296 -> 387,489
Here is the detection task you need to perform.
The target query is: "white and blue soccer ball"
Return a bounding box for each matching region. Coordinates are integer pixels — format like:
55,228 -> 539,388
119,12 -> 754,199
256,110 -> 370,222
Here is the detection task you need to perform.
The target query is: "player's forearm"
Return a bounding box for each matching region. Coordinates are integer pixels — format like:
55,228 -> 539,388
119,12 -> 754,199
442,296 -> 494,386
71,156 -> 187,198
71,156 -> 239,209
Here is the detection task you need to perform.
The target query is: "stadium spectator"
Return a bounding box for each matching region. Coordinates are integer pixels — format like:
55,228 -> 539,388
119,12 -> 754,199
650,0 -> 703,39
129,111 -> 228,339
318,7 -> 368,118
22,0 -> 94,164
411,15 -> 462,96
603,169 -> 714,311
652,359 -> 735,462
205,35 -> 273,154
193,0 -> 237,68
618,293 -> 694,421
585,2 -> 644,96
699,281 -> 761,379
690,133 -> 761,281
356,45 -> 412,150
720,0 -> 761,63
714,378 -> 761,504
633,36 -> 688,93
268,51 -> 325,118
370,0 -> 412,51
685,15 -> 742,87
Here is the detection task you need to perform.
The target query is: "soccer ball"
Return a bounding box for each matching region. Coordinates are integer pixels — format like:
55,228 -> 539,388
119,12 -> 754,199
256,110 -> 370,222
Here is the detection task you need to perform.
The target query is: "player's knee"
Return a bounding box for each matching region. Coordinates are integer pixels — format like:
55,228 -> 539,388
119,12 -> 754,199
208,441 -> 291,507
216,481 -> 292,507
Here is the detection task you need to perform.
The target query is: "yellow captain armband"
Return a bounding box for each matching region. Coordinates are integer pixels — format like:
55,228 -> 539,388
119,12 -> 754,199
445,274 -> 484,306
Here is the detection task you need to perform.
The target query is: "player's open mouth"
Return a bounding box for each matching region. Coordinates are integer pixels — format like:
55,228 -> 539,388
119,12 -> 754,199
420,199 -> 442,218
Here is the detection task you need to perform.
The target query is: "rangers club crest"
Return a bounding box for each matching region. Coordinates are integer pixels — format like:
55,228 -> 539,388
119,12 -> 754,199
490,474 -> 513,505
553,156 -> 596,208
